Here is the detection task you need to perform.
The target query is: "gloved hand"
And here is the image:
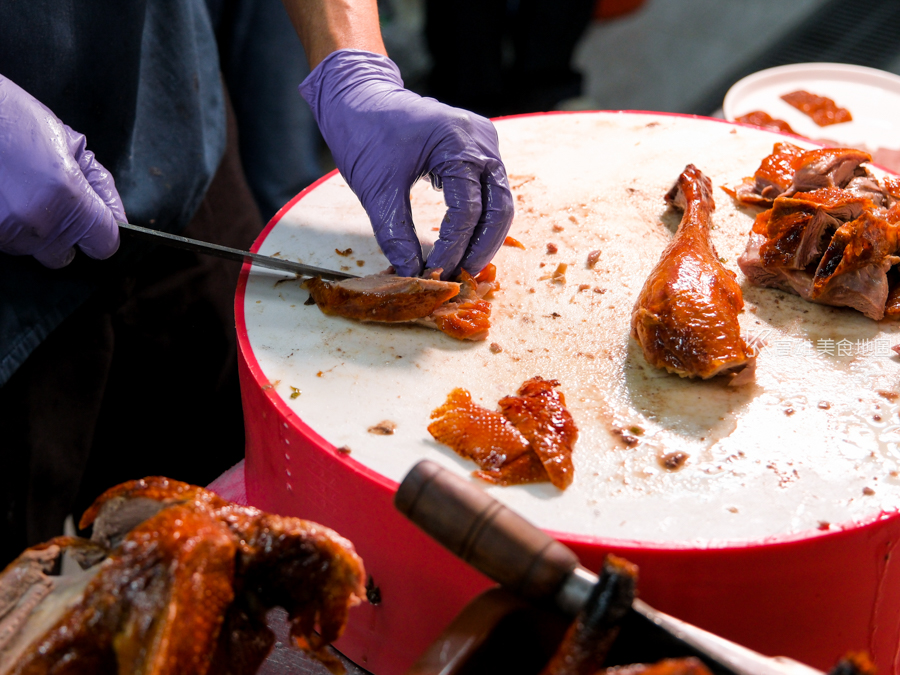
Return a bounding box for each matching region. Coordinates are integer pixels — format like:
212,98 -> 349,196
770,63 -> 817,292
300,50 -> 513,279
0,75 -> 122,269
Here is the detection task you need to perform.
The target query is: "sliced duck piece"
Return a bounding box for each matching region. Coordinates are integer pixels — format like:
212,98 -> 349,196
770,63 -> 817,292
632,165 -> 755,380
786,147 -> 871,195
304,275 -> 461,322
810,211 -> 900,319
780,90 -> 852,127
304,266 -> 497,341
412,269 -> 493,341
428,377 -> 578,490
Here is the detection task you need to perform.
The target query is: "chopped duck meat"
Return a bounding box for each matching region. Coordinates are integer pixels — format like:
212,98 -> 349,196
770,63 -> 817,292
732,142 -> 900,320
413,269 -> 494,340
809,211 -> 900,319
756,188 -> 875,271
428,377 -> 578,490
0,478 -> 365,675
592,659 -> 714,675
632,165 -> 755,380
726,142 -> 806,207
734,110 -> 795,134
539,555 -> 637,675
304,275 -> 460,322
728,144 -> 877,208
786,147 -> 871,196
304,266 -> 498,341
781,90 -> 852,127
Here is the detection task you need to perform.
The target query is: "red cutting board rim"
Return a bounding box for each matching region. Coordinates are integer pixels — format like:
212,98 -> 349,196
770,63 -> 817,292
234,109 -> 900,552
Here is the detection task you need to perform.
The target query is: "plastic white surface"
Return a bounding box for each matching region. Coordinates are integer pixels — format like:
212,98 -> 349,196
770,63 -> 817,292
723,62 -> 900,151
243,112 -> 900,544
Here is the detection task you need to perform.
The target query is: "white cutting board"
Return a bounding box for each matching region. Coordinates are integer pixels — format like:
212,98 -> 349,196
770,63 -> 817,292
243,112 -> 900,544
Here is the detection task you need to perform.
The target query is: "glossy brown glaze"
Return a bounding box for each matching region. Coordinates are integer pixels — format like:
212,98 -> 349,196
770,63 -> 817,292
631,165 -> 754,379
2,477 -> 366,675
428,377 -> 578,489
734,110 -> 795,134
781,90 -> 852,127
304,275 -> 460,322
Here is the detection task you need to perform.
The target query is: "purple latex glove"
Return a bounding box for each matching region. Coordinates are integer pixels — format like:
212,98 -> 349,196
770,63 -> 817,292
300,50 -> 513,279
0,75 -> 122,269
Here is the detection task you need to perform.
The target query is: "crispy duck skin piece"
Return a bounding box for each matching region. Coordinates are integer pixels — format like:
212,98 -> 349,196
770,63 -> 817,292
0,477 -> 366,675
539,555 -> 637,675
497,377 -> 578,490
427,388 -> 531,471
632,165 -> 754,380
304,275 -> 460,322
474,451 -> 551,486
428,377 -> 578,489
422,270 -> 493,341
809,211 -> 900,319
729,142 -> 806,207
593,658 -> 714,675
781,90 -> 852,127
734,111 -> 795,134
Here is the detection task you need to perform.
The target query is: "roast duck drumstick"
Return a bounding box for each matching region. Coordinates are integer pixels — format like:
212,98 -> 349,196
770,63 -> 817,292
631,165 -> 755,380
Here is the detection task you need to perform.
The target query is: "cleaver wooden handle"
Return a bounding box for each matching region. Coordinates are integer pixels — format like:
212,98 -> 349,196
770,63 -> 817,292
394,459 -> 579,601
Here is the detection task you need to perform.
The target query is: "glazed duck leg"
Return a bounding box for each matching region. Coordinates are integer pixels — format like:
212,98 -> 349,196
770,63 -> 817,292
631,165 -> 754,379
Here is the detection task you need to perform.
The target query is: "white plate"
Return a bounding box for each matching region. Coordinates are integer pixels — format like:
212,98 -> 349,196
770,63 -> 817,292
723,62 -> 900,151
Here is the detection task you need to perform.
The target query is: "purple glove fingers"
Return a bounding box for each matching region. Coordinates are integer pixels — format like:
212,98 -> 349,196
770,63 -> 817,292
0,75 -> 122,267
365,187 -> 425,277
300,51 -> 513,278
65,126 -> 122,259
423,165 -> 484,279
454,165 -> 515,276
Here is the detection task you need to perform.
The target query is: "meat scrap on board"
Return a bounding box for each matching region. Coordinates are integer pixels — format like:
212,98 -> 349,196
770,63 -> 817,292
631,165 -> 755,381
303,264 -> 498,341
730,144 -> 900,320
428,376 -> 578,490
0,477 -> 366,675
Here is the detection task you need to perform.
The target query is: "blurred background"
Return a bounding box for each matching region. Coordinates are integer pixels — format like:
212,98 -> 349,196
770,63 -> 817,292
221,0 -> 900,222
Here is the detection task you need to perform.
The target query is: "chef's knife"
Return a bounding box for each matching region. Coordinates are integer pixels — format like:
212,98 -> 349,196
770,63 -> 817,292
395,460 -> 826,675
117,221 -> 359,281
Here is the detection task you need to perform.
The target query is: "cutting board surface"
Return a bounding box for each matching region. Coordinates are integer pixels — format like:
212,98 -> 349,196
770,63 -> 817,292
243,112 -> 900,543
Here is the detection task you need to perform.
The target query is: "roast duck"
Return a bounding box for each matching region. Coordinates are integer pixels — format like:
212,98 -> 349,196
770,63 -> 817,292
729,144 -> 900,320
0,477 -> 365,675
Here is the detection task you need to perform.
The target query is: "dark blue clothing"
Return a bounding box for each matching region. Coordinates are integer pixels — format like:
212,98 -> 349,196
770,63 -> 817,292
0,0 -> 225,385
211,0 -> 322,222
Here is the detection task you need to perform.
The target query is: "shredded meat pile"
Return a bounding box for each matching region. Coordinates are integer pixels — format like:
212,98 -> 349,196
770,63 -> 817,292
428,376 -> 578,489
729,144 -> 900,319
304,265 -> 498,340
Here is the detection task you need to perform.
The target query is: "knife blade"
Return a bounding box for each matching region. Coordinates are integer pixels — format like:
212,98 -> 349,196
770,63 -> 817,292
395,460 -> 826,675
117,221 -> 359,281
